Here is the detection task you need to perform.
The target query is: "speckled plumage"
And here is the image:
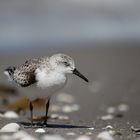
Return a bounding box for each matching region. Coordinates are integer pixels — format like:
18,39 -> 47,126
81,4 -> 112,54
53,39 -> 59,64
5,57 -> 49,87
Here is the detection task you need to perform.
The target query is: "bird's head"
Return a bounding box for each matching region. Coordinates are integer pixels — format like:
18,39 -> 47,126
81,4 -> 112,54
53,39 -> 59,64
50,53 -> 88,82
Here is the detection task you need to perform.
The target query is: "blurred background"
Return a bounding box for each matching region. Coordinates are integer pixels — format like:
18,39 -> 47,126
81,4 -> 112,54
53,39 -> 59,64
0,0 -> 140,121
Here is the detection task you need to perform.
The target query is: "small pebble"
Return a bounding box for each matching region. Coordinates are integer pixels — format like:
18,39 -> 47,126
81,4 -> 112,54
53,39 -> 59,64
118,104 -> 129,112
76,135 -> 91,140
50,114 -> 69,120
42,135 -> 65,140
0,123 -> 20,132
4,111 -> 19,119
96,131 -> 114,140
62,104 -> 80,113
58,115 -> 69,120
101,114 -> 113,120
115,113 -> 123,118
88,127 -> 95,130
35,128 -> 46,133
66,132 -> 76,136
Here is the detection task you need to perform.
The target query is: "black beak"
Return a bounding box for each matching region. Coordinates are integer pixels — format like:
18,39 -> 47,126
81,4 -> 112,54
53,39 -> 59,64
73,68 -> 89,82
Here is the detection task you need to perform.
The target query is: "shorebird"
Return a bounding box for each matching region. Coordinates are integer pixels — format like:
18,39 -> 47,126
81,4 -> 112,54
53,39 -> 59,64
4,53 -> 88,126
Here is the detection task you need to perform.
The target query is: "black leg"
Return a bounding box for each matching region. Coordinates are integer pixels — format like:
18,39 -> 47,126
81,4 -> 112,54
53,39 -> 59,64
44,97 -> 50,126
29,101 -> 33,126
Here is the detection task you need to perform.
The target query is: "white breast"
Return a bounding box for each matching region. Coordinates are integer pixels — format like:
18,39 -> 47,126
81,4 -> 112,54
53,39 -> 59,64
35,68 -> 66,96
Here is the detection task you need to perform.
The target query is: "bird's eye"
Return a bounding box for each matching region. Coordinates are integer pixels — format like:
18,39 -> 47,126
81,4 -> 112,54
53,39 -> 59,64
63,61 -> 70,66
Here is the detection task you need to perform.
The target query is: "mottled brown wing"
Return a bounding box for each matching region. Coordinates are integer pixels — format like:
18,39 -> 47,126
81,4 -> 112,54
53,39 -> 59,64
20,72 -> 36,87
12,57 -> 48,87
13,59 -> 39,87
13,71 -> 36,87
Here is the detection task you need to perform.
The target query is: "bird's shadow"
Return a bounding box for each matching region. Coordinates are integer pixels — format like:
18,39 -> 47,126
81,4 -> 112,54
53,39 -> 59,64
19,122 -> 89,129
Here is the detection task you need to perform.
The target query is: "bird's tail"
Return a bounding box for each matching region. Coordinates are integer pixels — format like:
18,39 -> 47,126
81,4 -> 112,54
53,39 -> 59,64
4,66 -> 16,81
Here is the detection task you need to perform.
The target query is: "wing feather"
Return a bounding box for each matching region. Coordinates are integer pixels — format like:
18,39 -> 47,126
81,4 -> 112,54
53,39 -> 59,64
5,57 -> 49,87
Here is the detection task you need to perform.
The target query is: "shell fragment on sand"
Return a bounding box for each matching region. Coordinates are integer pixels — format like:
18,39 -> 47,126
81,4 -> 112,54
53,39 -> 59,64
100,114 -> 113,120
62,104 -> 80,113
66,132 -> 76,136
0,123 -> 20,133
35,128 -> 46,133
103,125 -> 113,130
87,127 -> 95,130
4,111 -> 19,119
96,131 -> 114,140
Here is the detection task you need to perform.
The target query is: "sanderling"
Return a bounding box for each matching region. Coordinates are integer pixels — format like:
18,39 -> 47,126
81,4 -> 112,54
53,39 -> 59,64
4,53 -> 88,126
